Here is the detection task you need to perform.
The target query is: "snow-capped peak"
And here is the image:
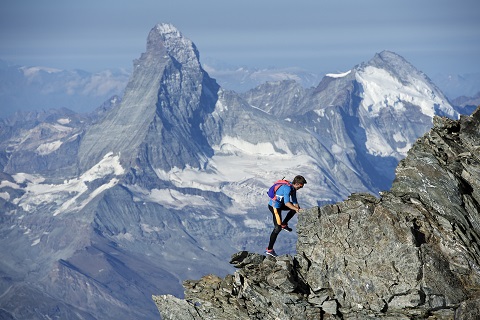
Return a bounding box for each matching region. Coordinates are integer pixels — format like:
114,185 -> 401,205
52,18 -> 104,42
356,51 -> 457,119
155,23 -> 182,37
148,22 -> 200,65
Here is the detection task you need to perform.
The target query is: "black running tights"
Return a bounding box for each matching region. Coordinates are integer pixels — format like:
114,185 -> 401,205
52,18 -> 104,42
267,205 -> 296,250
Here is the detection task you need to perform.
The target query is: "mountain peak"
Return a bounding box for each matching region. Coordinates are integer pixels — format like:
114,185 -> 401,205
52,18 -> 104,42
145,23 -> 200,66
372,50 -> 408,65
78,23 -> 216,173
155,23 -> 181,36
361,50 -> 419,78
355,50 -> 458,119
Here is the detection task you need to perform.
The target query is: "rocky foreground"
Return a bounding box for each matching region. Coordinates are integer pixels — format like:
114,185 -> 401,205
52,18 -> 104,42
153,107 -> 480,319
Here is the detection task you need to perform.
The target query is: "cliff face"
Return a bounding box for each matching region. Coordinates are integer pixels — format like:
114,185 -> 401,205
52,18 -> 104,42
153,106 -> 480,319
78,23 -> 219,174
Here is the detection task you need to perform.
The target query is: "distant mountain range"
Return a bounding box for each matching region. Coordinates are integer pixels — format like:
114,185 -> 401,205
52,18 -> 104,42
0,23 -> 477,319
1,54 -> 479,119
204,58 -> 480,100
0,59 -> 130,118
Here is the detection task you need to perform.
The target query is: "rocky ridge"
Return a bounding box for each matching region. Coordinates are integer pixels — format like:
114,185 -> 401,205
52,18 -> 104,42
153,106 -> 480,319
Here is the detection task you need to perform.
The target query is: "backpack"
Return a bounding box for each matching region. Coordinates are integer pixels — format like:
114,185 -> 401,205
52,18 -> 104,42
267,179 -> 292,200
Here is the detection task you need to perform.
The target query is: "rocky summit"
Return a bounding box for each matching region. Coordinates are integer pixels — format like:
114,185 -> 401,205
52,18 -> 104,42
153,106 -> 480,319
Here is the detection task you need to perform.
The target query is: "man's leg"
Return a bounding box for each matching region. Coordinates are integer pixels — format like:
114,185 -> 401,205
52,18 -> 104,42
281,209 -> 296,229
267,206 -> 282,250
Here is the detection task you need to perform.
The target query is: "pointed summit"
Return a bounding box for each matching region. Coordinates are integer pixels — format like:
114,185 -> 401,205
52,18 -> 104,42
367,50 -> 414,73
145,23 -> 200,67
362,51 -> 435,90
78,23 -> 219,175
355,50 -> 457,119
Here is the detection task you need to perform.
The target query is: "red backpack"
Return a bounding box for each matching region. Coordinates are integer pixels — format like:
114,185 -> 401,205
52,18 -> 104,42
267,179 -> 292,200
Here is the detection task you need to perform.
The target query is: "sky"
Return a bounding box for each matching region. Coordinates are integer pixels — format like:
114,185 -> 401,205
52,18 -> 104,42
1,0 -> 479,77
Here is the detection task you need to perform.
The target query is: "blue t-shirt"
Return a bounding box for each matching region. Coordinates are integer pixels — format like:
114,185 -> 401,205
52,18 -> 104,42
268,183 -> 298,208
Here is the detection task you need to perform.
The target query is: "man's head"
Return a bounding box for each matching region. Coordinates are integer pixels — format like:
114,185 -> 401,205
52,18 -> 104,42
292,175 -> 307,190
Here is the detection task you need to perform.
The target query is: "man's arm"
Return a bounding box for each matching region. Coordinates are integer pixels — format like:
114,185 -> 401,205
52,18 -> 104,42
286,187 -> 301,212
285,201 -> 300,213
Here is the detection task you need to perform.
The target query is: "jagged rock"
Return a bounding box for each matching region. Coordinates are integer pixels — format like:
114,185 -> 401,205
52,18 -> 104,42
321,299 -> 338,315
154,252 -> 320,319
296,107 -> 480,318
153,107 -> 480,319
455,296 -> 480,319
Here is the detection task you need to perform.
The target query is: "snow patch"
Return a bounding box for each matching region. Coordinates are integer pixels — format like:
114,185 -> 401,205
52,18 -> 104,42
50,123 -> 73,133
0,180 -> 20,189
244,219 -> 266,229
14,153 -> 125,215
12,173 -> 45,184
141,223 -> 162,233
397,143 -> 413,154
86,152 -> 124,178
214,99 -> 228,113
392,132 -> 412,155
393,132 -> 407,143
216,136 -> 289,156
364,126 -> 395,157
36,140 -> 63,155
0,192 -> 10,201
331,144 -> 343,155
116,233 -> 135,242
326,70 -> 351,78
146,188 -> 210,210
57,118 -> 71,125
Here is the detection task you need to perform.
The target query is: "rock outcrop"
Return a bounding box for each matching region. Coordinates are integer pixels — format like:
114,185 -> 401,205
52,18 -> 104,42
153,106 -> 480,319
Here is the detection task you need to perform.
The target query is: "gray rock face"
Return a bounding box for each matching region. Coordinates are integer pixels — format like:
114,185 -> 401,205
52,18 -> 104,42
153,107 -> 480,319
240,80 -> 309,118
78,23 -> 219,173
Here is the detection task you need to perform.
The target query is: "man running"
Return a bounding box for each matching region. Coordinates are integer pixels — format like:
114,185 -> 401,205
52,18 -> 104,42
265,175 -> 307,257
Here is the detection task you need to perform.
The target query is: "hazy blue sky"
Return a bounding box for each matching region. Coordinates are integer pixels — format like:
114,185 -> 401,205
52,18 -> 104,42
1,0 -> 479,77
